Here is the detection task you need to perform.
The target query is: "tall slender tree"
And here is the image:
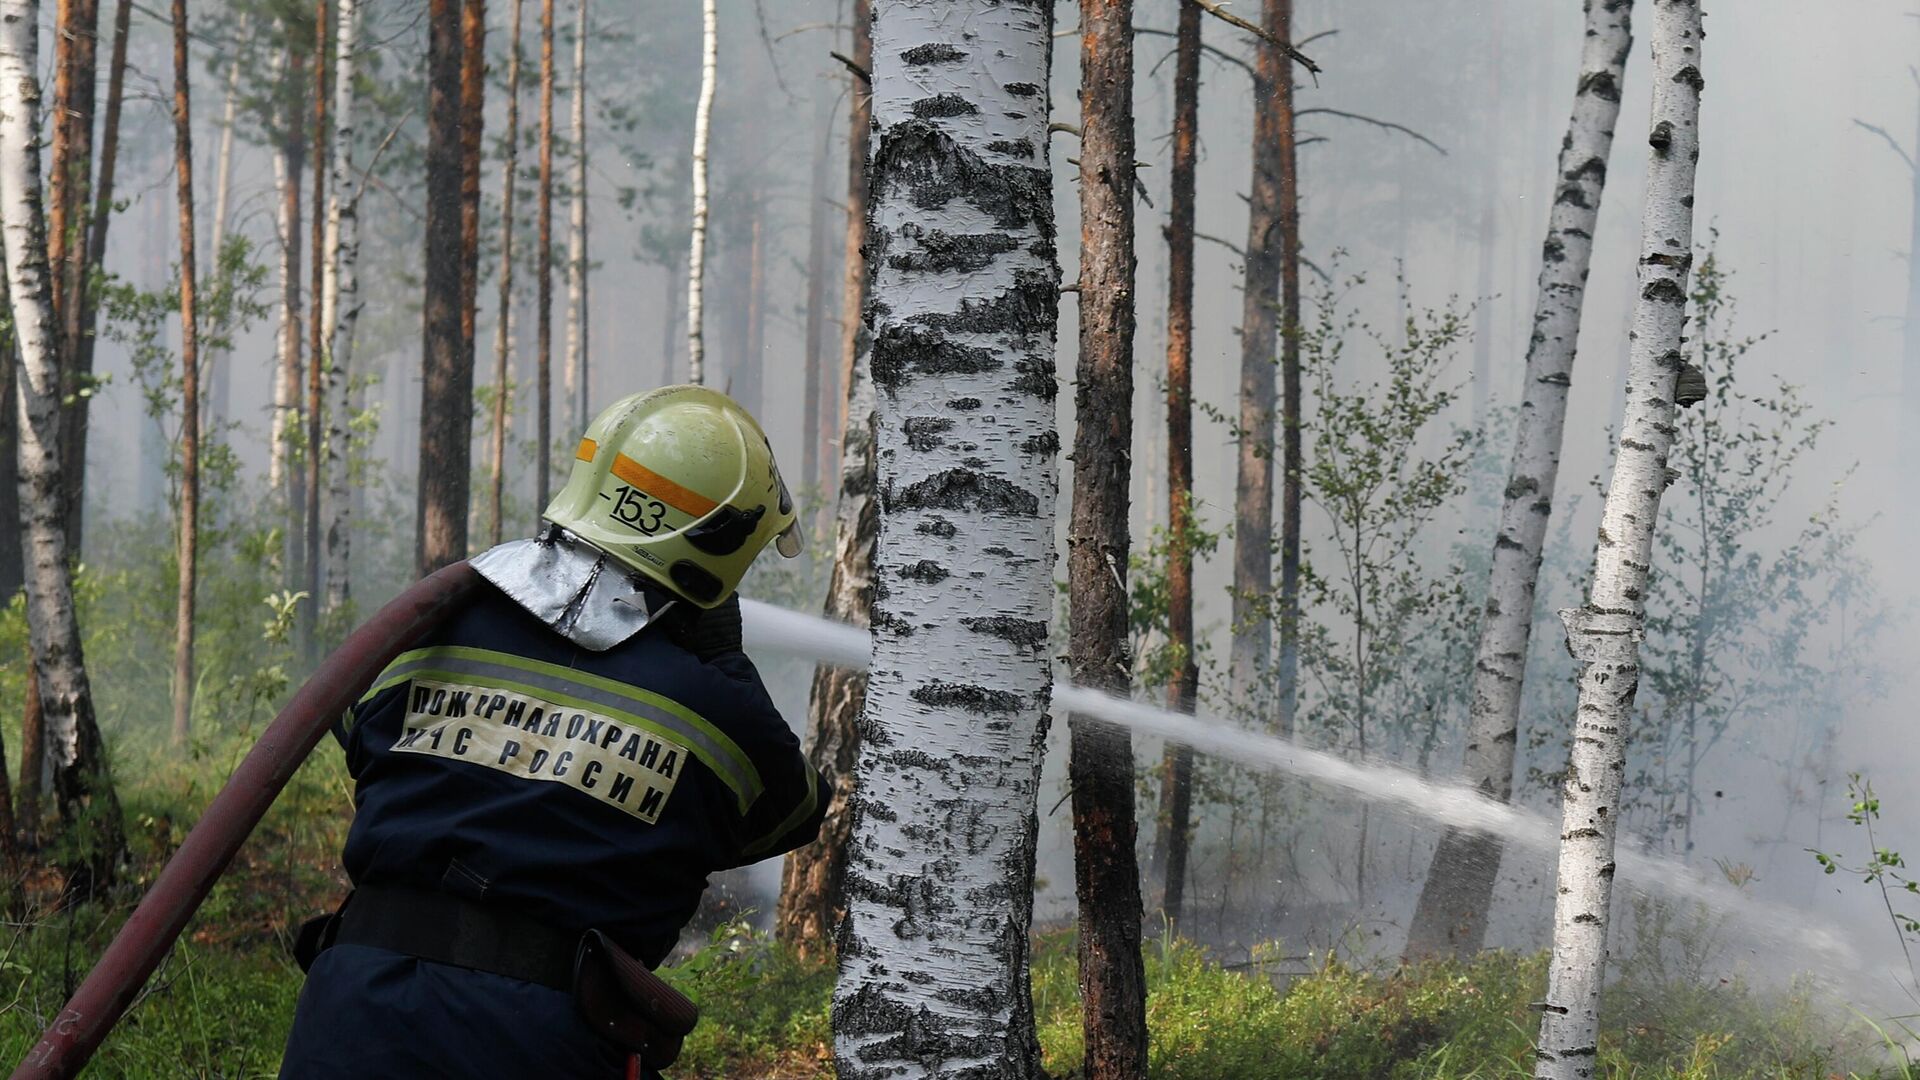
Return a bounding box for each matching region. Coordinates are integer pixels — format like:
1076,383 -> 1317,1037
0,0 -> 125,891
831,2 -> 1059,1073
775,0 -> 873,956
1407,0 -> 1634,961
1229,0 -> 1300,727
322,0 -> 364,623
1535,2 -> 1704,1075
205,17 -> 248,428
491,0 -> 525,544
271,44 -> 307,572
1149,0 -> 1203,924
1068,1 -> 1147,1074
535,0 -> 555,514
459,0 -> 486,412
303,0 -> 329,651
52,0 -> 100,553
417,0 -> 470,575
800,84 -> 835,500
564,0 -> 588,429
686,0 -> 717,385
168,0 -> 202,746
739,192 -> 766,414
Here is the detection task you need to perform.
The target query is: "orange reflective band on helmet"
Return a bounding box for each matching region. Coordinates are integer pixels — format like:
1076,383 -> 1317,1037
576,436 -> 720,520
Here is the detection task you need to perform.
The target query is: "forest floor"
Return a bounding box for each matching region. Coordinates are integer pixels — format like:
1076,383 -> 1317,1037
0,736 -> 1907,1079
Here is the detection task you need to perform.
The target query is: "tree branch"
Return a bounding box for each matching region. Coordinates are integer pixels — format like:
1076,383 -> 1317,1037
830,50 -> 870,85
1190,0 -> 1321,75
1195,231 -> 1244,258
1136,27 -> 1257,80
1853,118 -> 1916,174
1297,107 -> 1447,155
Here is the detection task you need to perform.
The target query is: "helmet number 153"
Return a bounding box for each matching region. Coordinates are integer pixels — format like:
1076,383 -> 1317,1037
603,484 -> 669,535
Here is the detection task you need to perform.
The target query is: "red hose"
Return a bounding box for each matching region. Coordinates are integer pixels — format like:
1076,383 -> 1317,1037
11,561 -> 483,1080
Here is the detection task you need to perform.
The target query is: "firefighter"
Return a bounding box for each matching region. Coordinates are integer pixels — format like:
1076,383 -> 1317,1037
281,386 -> 827,1079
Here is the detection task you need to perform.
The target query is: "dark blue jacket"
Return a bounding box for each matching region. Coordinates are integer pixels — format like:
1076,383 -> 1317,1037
283,584 -> 825,1079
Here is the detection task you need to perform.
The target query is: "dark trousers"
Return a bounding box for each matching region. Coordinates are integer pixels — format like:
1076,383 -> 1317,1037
281,944 -> 640,1079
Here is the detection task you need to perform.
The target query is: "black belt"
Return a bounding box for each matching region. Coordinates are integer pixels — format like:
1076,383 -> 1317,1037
330,884 -> 579,992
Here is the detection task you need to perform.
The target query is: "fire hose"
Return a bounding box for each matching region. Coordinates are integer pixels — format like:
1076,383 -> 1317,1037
10,560 -> 483,1080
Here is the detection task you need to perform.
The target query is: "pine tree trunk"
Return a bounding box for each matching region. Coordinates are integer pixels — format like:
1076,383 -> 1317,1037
492,0 -> 524,545
801,85 -> 833,500
322,0 -> 362,623
1406,0 -> 1634,963
774,0 -> 873,956
739,194 -> 765,416
416,0 -> 469,575
1229,0 -> 1295,720
52,0 -> 99,554
459,0 -> 486,414
1068,2 -> 1147,1074
1150,0 -> 1201,925
831,3 -> 1058,1074
0,320 -> 19,602
0,0 -> 125,892
1534,3 -> 1703,1074
273,47 -> 308,588
302,0 -> 328,653
564,0 -> 588,430
168,0 -> 200,746
206,19 -> 247,430
685,0 -> 716,385
535,0 -> 555,514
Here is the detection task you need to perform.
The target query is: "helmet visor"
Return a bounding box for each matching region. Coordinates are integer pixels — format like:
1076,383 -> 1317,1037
775,522 -> 804,559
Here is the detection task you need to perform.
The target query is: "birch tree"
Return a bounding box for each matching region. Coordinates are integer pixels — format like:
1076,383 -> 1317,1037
1406,0 -> 1635,961
168,0 -> 201,745
776,0 -> 874,956
1068,0 -> 1147,1073
685,0 -> 716,385
1149,0 -> 1202,923
0,0 -> 125,890
491,0 -> 525,544
206,17 -> 249,427
564,0 -> 588,430
1535,2 -> 1705,1074
321,0 -> 362,623
270,46 -> 306,521
832,2 -> 1060,1073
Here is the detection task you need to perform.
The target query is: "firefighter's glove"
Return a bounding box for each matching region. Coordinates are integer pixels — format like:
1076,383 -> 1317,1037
678,593 -> 744,661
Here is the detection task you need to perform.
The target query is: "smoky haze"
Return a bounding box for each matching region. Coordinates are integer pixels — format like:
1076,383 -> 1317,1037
70,0 -> 1920,996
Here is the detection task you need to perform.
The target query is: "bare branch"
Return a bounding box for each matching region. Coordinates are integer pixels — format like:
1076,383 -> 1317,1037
831,50 -> 870,85
1195,231 -> 1244,258
1051,121 -> 1082,137
1136,26 -> 1257,80
1190,0 -> 1321,74
754,0 -> 800,102
352,109 -> 415,212
774,21 -> 845,44
1853,119 -> 1917,173
1297,107 -> 1447,154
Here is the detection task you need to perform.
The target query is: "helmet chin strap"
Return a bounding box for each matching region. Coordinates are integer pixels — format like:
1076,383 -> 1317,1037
470,526 -> 678,651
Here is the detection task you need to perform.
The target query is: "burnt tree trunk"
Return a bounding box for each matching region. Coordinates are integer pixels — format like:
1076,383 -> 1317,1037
1272,0 -> 1303,732
1068,2 -> 1148,1075
775,0 -> 872,958
459,0 -> 486,411
416,0 -> 470,574
1149,0 -> 1201,925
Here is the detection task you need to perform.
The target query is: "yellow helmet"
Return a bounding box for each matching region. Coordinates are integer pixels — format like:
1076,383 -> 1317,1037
543,385 -> 802,608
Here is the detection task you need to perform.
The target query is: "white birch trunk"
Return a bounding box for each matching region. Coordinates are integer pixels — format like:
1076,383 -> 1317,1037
684,0 -> 715,385
564,0 -> 587,427
321,0 -> 360,620
1536,1 -> 1705,1075
1405,0 -> 1634,960
831,2 -> 1059,1075
0,0 -> 117,841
